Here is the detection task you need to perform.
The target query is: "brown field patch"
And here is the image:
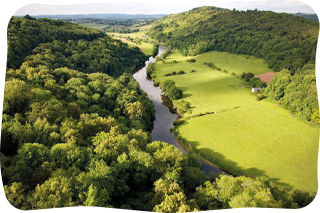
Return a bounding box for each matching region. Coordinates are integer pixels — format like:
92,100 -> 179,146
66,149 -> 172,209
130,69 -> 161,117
255,71 -> 277,84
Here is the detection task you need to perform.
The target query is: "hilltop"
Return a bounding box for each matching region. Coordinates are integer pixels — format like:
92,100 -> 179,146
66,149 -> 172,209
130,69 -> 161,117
148,6 -> 319,72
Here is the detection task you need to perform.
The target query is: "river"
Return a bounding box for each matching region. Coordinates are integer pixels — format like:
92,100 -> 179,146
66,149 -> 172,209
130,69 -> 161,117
133,46 -> 226,175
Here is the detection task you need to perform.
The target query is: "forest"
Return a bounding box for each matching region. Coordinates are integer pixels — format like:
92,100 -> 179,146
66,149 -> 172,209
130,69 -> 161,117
148,6 -> 319,123
1,15 -> 317,211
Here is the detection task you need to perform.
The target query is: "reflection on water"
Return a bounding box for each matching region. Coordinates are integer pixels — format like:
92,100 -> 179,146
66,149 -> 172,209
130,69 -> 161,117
133,46 -> 226,175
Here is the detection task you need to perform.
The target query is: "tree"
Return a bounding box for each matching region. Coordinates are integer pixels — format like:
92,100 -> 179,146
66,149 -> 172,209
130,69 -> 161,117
14,143 -> 51,187
3,79 -> 30,116
311,111 -> 320,124
30,176 -> 76,209
50,143 -> 89,170
152,179 -> 199,212
4,182 -> 30,210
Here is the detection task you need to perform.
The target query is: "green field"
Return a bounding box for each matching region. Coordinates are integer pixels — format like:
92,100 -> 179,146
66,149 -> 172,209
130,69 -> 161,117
79,22 -> 109,31
153,50 -> 319,192
108,25 -> 154,56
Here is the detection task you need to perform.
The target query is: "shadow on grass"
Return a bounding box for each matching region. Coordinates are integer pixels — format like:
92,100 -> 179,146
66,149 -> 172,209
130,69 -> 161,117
182,93 -> 192,98
174,127 -> 294,191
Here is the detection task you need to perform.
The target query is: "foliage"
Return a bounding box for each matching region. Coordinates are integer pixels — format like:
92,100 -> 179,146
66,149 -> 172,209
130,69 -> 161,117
4,182 -> 30,210
240,72 -> 254,81
240,72 -> 266,88
187,59 -> 196,63
149,6 -> 319,72
173,100 -> 191,115
7,17 -> 147,77
3,79 -> 31,116
193,175 -> 315,210
160,80 -> 182,100
152,44 -> 159,57
263,65 -> 319,122
146,62 -> 156,76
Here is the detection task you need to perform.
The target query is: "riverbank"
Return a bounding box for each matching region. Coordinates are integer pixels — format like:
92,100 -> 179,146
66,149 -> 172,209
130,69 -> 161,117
108,26 -> 154,56
151,49 -> 319,192
133,46 -> 226,175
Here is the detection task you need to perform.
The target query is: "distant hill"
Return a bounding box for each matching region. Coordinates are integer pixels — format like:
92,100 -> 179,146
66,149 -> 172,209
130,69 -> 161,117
148,6 -> 319,72
294,12 -> 319,22
22,13 -> 167,20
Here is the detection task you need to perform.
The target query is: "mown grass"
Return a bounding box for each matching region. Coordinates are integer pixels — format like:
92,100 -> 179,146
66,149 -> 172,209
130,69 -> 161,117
153,50 -> 319,192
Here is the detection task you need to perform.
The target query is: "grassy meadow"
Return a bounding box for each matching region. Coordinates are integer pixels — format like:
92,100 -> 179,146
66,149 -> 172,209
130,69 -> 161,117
108,25 -> 154,56
153,50 -> 320,192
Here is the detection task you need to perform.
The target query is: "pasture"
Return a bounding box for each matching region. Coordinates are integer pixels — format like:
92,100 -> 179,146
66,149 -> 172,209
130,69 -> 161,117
79,22 -> 109,31
108,25 -> 154,56
153,50 -> 319,192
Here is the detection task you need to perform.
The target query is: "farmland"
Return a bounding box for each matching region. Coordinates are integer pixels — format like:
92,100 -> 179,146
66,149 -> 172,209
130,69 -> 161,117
108,25 -> 154,56
152,50 -> 320,192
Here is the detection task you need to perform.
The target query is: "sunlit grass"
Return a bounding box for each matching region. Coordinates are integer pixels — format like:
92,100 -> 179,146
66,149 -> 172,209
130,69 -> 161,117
153,50 -> 320,192
108,25 -> 154,56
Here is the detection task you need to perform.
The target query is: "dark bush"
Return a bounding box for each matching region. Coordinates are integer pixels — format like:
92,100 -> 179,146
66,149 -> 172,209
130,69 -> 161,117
187,59 -> 196,63
241,72 -> 255,81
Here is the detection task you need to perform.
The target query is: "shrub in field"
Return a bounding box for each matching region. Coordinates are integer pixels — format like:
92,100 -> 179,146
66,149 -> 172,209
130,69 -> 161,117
187,59 -> 196,63
240,72 -> 254,81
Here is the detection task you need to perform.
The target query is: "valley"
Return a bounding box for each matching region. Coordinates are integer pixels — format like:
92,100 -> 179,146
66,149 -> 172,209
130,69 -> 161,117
2,4 -> 319,211
151,49 -> 319,192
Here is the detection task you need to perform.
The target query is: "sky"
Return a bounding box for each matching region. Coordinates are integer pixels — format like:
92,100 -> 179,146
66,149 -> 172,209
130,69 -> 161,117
13,0 -> 318,16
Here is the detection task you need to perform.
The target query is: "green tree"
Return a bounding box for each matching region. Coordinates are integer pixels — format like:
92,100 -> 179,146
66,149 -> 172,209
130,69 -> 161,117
3,79 -> 30,116
4,182 -> 30,210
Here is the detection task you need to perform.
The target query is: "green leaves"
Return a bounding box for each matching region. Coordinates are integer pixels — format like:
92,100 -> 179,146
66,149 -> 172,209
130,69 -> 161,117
160,80 -> 183,100
3,79 -> 31,116
4,182 -> 29,210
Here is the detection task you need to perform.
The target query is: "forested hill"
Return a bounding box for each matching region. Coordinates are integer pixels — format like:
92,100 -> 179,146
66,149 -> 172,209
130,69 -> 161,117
7,15 -> 147,75
148,6 -> 319,72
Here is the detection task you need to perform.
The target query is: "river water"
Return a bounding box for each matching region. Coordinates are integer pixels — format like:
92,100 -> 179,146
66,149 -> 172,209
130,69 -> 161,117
133,46 -> 226,175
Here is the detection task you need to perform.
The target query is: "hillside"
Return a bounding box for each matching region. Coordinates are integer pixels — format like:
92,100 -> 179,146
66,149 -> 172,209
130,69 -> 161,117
149,6 -> 319,123
148,6 -> 319,72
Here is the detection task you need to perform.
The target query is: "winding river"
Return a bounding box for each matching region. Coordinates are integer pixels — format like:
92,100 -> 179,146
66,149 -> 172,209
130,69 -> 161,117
133,46 -> 226,175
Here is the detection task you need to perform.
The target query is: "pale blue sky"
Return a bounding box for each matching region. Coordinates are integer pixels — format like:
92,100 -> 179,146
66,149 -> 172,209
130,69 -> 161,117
14,0 -> 316,16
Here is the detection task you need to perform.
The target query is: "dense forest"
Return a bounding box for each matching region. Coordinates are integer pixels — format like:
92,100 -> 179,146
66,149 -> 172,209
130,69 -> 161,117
149,6 -> 319,123
1,15 -> 316,211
